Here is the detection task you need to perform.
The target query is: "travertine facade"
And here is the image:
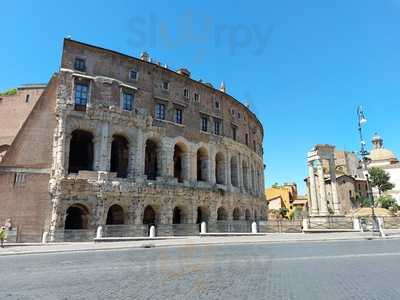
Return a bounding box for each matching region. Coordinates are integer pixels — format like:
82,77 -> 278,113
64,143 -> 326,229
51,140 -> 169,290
0,39 -> 267,239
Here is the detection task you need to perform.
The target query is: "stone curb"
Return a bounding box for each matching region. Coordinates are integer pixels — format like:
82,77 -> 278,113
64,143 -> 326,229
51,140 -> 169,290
1,234 -> 400,257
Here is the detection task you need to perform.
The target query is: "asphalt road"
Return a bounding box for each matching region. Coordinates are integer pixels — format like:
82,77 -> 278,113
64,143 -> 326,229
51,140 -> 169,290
1,239 -> 400,300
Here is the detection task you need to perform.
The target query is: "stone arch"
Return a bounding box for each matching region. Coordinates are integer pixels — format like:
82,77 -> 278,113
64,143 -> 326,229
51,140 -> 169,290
106,204 -> 125,225
143,205 -> 157,225
215,151 -> 226,185
145,138 -> 161,180
64,204 -> 90,230
196,206 -> 210,223
242,160 -> 249,191
174,141 -> 189,183
68,130 -> 94,173
230,156 -> 239,187
110,135 -> 129,178
233,207 -> 241,220
245,208 -> 251,221
196,147 -> 209,182
217,207 -> 228,221
172,207 -> 182,224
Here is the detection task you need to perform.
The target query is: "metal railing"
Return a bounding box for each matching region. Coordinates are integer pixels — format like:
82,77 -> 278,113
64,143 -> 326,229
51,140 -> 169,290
207,221 -> 252,233
258,220 -> 302,233
52,229 -> 96,242
103,225 -> 149,237
308,217 -> 354,230
382,217 -> 400,229
156,224 -> 199,236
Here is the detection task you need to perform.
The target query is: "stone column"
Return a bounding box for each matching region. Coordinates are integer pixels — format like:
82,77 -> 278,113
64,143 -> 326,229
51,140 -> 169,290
133,130 -> 145,178
160,139 -> 174,177
226,152 -> 232,190
329,157 -> 341,215
97,122 -> 111,172
308,162 -> 319,216
209,147 -> 216,185
316,160 -> 329,216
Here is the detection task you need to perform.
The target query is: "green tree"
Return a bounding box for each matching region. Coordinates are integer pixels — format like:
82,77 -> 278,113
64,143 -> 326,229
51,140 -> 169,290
368,167 -> 395,196
278,207 -> 288,219
378,195 -> 398,211
359,196 -> 373,208
0,88 -> 17,96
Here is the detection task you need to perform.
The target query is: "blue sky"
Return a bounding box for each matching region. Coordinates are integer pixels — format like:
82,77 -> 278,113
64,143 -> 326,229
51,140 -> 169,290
1,0 -> 399,193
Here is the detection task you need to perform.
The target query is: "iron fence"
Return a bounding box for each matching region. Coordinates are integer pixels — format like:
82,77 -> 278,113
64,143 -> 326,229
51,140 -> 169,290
382,217 -> 400,229
103,225 -> 149,237
207,221 -> 252,233
156,224 -> 199,236
308,217 -> 354,230
258,220 -> 302,233
52,229 -> 96,242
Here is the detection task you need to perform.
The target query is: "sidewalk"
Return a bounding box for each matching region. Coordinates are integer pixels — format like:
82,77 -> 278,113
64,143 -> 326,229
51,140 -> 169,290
1,231 -> 400,256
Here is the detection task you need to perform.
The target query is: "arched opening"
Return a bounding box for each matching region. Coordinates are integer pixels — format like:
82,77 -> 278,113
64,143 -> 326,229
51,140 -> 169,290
217,207 -> 228,221
233,207 -> 241,220
196,206 -> 209,223
173,207 -> 182,224
143,205 -> 156,225
106,204 -> 125,225
65,204 -> 89,230
197,147 -> 208,182
230,156 -> 239,187
145,139 -> 160,180
215,152 -> 225,185
245,209 -> 251,221
242,160 -> 249,191
174,142 -> 187,183
110,135 -> 129,178
68,130 -> 94,173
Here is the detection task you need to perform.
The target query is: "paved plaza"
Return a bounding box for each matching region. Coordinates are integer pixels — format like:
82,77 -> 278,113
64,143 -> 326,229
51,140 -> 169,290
1,238 -> 400,299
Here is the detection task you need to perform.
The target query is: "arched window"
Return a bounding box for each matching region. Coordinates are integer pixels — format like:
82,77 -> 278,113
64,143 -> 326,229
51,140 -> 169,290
233,207 -> 241,220
106,204 -> 125,225
68,130 -> 94,173
217,207 -> 228,221
143,205 -> 156,225
65,204 -> 89,229
215,152 -> 225,185
145,139 -> 160,180
197,147 -> 209,182
174,142 -> 188,183
110,135 -> 129,178
242,160 -> 249,191
230,156 -> 239,187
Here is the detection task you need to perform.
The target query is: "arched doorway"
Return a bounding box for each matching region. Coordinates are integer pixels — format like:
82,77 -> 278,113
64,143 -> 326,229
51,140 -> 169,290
145,139 -> 160,180
217,207 -> 228,221
233,207 -> 241,221
173,207 -> 182,224
65,204 -> 89,229
196,206 -> 209,224
215,152 -> 225,184
197,147 -> 208,182
106,204 -> 125,225
174,143 -> 187,183
110,135 -> 129,178
230,156 -> 239,187
143,205 -> 156,225
245,208 -> 251,221
68,130 -> 94,173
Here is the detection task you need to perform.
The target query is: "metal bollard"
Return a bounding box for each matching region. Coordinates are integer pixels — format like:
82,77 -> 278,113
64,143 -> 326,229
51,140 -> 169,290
149,225 -> 156,238
201,222 -> 207,234
42,231 -> 49,244
96,226 -> 103,239
251,222 -> 258,234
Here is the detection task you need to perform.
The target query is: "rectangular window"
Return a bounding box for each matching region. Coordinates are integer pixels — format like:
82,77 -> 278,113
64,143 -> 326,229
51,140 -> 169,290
194,93 -> 200,102
175,108 -> 183,124
122,92 -> 134,111
129,70 -> 138,81
245,133 -> 249,146
74,58 -> 86,72
156,103 -> 166,120
162,81 -> 169,90
232,126 -> 237,141
214,118 -> 221,135
183,88 -> 189,99
74,82 -> 89,111
201,116 -> 208,132
215,100 -> 220,109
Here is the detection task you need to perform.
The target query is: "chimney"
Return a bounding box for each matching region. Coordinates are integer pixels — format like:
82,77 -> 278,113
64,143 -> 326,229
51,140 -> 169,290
177,68 -> 191,77
140,52 -> 149,62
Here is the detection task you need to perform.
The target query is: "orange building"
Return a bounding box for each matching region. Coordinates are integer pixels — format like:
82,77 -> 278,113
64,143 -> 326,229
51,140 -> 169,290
266,183 -> 307,216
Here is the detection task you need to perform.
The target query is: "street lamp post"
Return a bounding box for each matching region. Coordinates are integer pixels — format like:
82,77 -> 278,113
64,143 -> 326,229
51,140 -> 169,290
357,106 -> 378,233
